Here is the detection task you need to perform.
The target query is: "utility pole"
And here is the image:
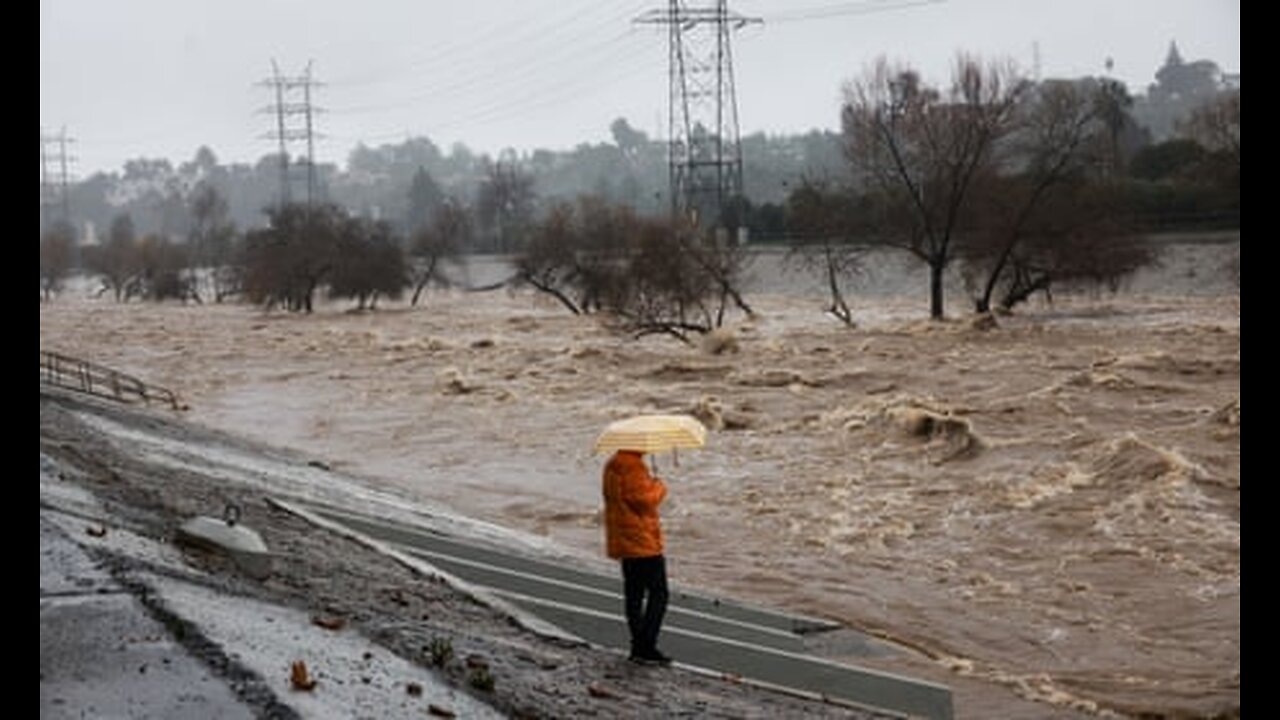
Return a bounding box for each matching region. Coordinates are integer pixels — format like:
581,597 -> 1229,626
637,1 -> 759,230
259,61 -> 323,208
39,126 -> 76,234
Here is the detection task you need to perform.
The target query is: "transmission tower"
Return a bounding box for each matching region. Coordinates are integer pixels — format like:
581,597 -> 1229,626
259,61 -> 323,207
39,126 -> 76,233
637,1 -> 759,228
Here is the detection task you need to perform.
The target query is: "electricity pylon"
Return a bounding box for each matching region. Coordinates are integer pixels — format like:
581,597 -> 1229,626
40,126 -> 76,233
637,1 -> 759,228
259,61 -> 323,207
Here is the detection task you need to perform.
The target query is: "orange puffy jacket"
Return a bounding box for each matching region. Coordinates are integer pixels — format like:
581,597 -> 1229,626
602,451 -> 667,559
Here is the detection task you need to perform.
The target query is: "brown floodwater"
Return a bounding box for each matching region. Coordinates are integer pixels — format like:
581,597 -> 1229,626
40,244 -> 1240,718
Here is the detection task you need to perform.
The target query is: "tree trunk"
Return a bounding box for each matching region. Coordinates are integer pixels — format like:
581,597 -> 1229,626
1001,271 -> 1052,310
929,260 -> 945,319
523,274 -> 582,315
976,251 -> 1010,314
722,281 -> 754,318
825,253 -> 854,326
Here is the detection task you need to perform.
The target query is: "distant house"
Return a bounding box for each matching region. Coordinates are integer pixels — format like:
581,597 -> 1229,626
1132,41 -> 1238,141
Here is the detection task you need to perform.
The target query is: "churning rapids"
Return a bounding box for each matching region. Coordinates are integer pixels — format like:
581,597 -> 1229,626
40,240 -> 1239,718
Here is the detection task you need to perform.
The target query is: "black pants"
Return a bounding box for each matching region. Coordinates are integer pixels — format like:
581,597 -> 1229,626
621,555 -> 669,656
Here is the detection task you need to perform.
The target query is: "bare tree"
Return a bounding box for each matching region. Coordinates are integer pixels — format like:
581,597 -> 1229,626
40,223 -> 76,300
611,218 -> 757,342
1093,77 -> 1133,177
86,213 -> 141,302
786,178 -> 864,326
515,196 -> 632,315
409,199 -> 469,306
572,196 -> 636,313
476,160 -> 535,254
135,234 -> 193,302
966,79 -> 1108,312
1180,89 -> 1240,187
985,180 -> 1151,309
516,201 -> 589,315
240,203 -> 344,313
514,197 -> 750,342
329,217 -> 408,310
614,219 -> 715,341
675,222 -> 756,325
842,55 -> 1028,318
187,182 -> 239,302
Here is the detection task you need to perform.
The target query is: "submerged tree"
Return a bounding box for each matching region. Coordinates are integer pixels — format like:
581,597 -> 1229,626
965,79 -> 1122,313
995,181 -> 1151,307
239,203 -> 345,313
39,223 -> 76,300
515,198 -> 751,342
134,234 -> 192,301
409,199 -> 469,306
328,216 -> 408,310
516,201 -> 592,315
187,182 -> 239,302
619,218 -> 726,341
785,178 -> 864,326
514,196 -> 632,315
842,55 -> 1028,318
87,213 -> 141,301
476,160 -> 535,254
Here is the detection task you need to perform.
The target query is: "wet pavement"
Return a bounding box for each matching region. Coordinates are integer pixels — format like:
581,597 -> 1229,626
302,502 -> 955,720
40,514 -> 258,720
40,455 -> 502,720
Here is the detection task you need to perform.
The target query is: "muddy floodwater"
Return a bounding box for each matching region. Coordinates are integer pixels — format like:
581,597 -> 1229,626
40,241 -> 1240,718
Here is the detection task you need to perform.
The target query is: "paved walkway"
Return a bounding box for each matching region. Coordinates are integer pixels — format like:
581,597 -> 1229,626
306,503 -> 955,720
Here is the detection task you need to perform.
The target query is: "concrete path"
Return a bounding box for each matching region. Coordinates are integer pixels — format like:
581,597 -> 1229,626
307,503 -> 955,720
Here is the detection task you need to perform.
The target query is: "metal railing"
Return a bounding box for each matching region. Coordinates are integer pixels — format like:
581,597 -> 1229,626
40,350 -> 182,410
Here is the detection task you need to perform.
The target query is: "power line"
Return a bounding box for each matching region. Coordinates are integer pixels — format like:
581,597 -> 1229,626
416,37 -> 662,139
328,4 -> 649,119
327,0 -> 635,90
324,24 -> 663,148
747,0 -> 944,24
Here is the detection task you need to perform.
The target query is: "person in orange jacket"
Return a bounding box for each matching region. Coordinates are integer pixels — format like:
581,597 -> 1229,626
602,449 -> 672,665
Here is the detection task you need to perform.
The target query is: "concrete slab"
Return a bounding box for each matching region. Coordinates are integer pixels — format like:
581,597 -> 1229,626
176,514 -> 274,579
149,575 -> 503,720
40,516 -> 255,720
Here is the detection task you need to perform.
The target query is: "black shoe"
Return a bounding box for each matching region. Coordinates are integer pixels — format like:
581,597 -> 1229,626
630,650 -> 672,667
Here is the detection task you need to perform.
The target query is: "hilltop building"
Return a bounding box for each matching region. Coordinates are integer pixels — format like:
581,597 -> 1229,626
1132,41 -> 1238,141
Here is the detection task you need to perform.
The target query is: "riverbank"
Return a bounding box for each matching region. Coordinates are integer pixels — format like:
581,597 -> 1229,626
41,387 -> 897,718
40,242 -> 1240,717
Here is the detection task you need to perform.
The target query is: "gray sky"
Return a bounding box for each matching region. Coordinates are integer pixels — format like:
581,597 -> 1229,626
40,0 -> 1240,177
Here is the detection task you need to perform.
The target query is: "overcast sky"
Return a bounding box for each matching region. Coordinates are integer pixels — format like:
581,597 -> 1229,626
40,0 -> 1240,177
